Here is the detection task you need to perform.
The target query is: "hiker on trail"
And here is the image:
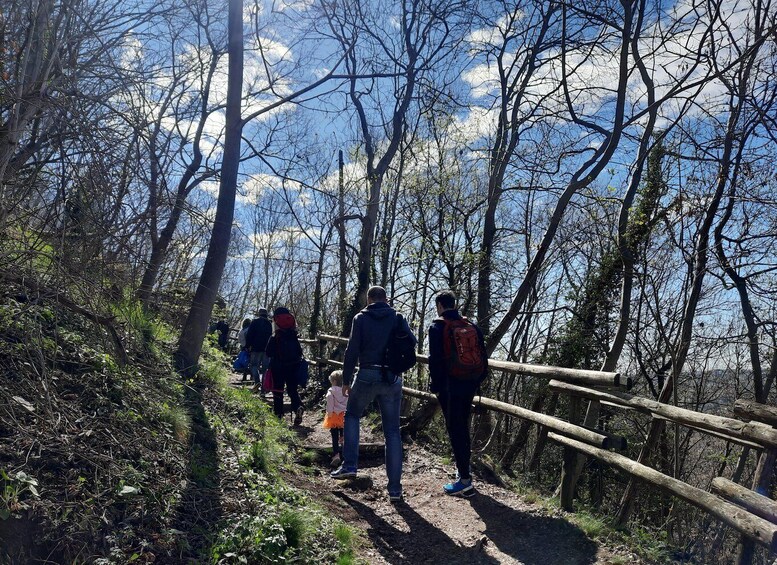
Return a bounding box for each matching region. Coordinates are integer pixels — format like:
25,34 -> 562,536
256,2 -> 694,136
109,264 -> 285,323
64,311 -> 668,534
331,285 -> 417,503
265,307 -> 305,424
216,319 -> 230,351
237,318 -> 251,381
246,309 -> 272,392
428,290 -> 487,497
323,370 -> 347,467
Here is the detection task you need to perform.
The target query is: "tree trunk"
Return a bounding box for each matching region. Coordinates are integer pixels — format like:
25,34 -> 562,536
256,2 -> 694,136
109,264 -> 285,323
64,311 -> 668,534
337,150 -> 348,323
175,0 -> 243,376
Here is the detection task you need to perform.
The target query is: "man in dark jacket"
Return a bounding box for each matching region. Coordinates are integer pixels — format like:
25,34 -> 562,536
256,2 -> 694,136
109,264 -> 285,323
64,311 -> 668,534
331,286 -> 416,503
245,308 -> 272,390
216,319 -> 230,351
428,290 -> 487,497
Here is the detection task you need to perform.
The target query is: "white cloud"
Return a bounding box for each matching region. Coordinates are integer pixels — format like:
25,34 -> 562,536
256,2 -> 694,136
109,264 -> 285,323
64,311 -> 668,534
249,226 -> 320,257
458,0 -> 758,143
273,0 -> 315,11
316,160 -> 367,196
237,173 -> 305,205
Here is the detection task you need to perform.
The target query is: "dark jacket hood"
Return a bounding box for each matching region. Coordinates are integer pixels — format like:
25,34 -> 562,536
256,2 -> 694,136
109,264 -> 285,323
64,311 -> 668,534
362,301 -> 395,319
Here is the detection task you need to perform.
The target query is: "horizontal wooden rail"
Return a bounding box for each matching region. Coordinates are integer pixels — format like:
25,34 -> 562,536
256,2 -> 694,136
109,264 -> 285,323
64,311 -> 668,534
734,400 -> 777,428
712,477 -> 777,524
547,433 -> 777,552
318,333 -> 349,345
315,334 -> 627,389
314,357 -> 343,368
487,358 -> 627,388
549,380 -> 777,449
402,387 -> 621,450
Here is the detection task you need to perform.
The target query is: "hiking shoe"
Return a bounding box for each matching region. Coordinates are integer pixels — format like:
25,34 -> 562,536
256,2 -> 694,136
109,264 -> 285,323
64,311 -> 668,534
294,406 -> 304,426
388,491 -> 403,503
330,453 -> 342,468
330,466 -> 357,480
443,479 -> 474,497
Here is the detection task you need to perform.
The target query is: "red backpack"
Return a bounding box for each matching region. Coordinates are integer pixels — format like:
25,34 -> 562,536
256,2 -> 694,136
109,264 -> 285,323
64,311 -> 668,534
442,318 -> 485,379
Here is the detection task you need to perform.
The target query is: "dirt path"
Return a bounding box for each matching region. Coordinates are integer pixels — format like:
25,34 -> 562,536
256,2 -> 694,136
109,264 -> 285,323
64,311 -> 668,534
283,394 -> 642,565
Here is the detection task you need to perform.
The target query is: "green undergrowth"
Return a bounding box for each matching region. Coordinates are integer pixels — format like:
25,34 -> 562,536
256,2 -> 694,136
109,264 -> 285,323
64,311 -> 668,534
0,286 -> 357,564
0,289 -> 192,563
201,355 -> 357,564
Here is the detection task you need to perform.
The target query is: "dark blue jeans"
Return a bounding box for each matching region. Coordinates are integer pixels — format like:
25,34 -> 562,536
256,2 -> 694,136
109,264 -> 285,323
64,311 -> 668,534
343,368 -> 403,495
249,351 -> 267,383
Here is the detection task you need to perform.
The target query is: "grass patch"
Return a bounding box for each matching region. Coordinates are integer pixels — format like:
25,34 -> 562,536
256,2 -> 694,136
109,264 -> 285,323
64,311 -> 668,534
299,450 -> 319,467
159,402 -> 191,442
279,508 -> 308,548
523,492 -> 539,505
571,511 -> 607,539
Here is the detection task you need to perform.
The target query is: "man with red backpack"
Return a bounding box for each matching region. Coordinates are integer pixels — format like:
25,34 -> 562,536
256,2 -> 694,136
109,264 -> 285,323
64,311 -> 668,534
428,290 -> 488,497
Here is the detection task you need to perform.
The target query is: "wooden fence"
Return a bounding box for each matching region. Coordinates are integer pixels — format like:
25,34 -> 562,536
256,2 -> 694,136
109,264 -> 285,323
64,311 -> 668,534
299,334 -> 777,564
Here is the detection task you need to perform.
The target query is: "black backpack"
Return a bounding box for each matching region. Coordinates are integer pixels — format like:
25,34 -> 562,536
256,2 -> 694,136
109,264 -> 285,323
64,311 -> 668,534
274,330 -> 302,366
384,314 -> 416,380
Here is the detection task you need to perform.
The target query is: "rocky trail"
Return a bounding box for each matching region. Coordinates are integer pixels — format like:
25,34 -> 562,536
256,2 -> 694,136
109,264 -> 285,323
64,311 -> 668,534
230,377 -> 644,565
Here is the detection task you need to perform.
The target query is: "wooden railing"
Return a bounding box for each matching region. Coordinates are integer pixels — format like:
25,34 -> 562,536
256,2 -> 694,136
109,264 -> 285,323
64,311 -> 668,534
303,334 -> 777,563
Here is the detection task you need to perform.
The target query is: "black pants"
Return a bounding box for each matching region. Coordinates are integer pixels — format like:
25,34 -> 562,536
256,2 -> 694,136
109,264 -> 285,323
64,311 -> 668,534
271,366 -> 301,417
437,390 -> 475,481
330,428 -> 343,454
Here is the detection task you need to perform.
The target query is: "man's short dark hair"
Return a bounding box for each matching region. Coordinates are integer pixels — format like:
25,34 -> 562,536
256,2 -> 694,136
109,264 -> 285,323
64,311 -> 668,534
435,290 -> 457,310
367,286 -> 387,301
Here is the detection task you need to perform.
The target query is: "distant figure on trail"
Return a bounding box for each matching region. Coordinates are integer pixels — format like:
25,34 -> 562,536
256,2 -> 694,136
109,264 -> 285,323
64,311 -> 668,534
331,285 -> 417,503
265,307 -> 304,424
216,319 -> 230,351
323,370 -> 347,467
245,309 -> 272,392
237,318 -> 251,381
428,290 -> 487,497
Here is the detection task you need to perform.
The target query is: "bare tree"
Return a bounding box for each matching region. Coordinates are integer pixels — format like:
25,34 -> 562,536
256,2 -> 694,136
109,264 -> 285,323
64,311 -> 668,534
322,0 -> 467,334
175,0 -> 245,375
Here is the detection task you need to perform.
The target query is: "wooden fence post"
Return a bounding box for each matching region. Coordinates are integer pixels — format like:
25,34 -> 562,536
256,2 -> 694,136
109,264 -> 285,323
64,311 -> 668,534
317,335 -> 324,386
736,447 -> 777,564
560,394 -> 582,511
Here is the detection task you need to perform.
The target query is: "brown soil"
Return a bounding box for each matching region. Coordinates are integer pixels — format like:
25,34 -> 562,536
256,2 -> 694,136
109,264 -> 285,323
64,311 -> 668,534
270,384 -> 644,565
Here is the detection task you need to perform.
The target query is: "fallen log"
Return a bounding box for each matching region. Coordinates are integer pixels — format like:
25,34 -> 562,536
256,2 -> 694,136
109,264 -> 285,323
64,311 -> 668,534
547,432 -> 777,552
711,477 -> 777,525
548,380 -> 777,449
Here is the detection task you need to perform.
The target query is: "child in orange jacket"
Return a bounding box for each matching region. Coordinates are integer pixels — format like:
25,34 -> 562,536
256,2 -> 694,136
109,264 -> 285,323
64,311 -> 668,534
323,370 -> 347,466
